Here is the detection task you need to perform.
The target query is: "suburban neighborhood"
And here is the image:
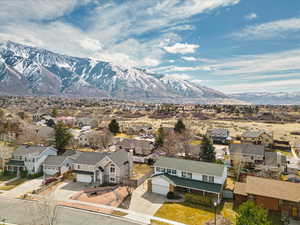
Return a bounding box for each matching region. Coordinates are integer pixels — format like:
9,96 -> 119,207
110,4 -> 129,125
0,97 -> 300,225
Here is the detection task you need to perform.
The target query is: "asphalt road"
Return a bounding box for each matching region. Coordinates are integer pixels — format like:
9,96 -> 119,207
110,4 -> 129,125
0,198 -> 143,225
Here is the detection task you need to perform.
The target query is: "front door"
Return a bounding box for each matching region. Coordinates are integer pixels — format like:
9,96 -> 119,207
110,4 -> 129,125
95,170 -> 103,184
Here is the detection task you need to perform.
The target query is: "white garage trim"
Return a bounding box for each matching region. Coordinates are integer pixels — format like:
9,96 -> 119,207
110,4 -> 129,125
76,173 -> 92,183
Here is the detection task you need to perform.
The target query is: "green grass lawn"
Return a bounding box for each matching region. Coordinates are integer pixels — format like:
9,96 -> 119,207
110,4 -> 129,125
153,201 -> 237,225
0,178 -> 28,191
0,173 -> 16,182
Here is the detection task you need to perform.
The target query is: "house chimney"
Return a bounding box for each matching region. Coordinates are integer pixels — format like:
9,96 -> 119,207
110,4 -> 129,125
128,149 -> 134,177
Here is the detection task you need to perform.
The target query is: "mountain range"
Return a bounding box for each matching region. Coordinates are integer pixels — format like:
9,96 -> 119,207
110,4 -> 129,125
0,41 -> 236,104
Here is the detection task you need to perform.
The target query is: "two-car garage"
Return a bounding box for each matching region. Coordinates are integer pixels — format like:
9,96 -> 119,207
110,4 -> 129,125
75,172 -> 93,183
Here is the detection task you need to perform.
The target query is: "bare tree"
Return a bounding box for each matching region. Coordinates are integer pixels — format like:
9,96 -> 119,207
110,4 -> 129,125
0,144 -> 12,171
88,129 -> 113,150
26,193 -> 58,225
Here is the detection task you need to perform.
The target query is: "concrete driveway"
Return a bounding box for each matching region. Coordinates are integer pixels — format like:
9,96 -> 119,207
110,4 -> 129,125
54,181 -> 87,201
2,178 -> 43,198
129,181 -> 166,216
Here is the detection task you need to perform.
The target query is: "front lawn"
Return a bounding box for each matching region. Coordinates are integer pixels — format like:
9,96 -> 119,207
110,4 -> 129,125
0,172 -> 16,182
0,178 -> 28,191
132,163 -> 153,179
153,201 -> 237,225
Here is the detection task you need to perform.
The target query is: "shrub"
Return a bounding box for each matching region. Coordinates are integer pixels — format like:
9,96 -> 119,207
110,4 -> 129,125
167,191 -> 176,199
184,193 -> 212,207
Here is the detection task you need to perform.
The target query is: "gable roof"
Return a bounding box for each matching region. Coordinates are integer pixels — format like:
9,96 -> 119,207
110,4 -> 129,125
44,155 -> 68,166
73,152 -> 107,165
234,176 -> 300,202
242,130 -> 268,138
230,144 -> 264,156
154,157 -> 225,177
207,129 -> 229,138
13,145 -> 57,156
107,150 -> 129,168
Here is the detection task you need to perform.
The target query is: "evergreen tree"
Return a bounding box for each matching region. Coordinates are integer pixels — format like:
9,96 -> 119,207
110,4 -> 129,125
46,119 -> 55,128
54,122 -> 72,154
174,119 -> 185,133
155,126 -> 165,147
51,108 -> 58,118
108,119 -> 120,135
200,135 -> 216,162
237,201 -> 270,225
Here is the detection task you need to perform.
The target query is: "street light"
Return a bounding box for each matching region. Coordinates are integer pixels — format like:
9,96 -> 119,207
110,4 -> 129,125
213,199 -> 218,225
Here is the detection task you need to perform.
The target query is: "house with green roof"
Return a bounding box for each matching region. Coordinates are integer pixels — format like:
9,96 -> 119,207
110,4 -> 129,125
150,157 -> 227,202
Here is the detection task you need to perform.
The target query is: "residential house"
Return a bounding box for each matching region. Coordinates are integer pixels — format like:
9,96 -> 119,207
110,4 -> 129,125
72,150 -> 133,184
234,176 -> 300,220
75,117 -> 98,129
206,129 -> 230,144
0,132 -> 16,143
150,157 -> 227,202
56,116 -> 75,127
264,151 -> 287,170
6,145 -> 57,174
43,150 -> 81,176
115,138 -> 154,156
126,124 -> 154,136
229,143 -> 265,166
241,130 -> 273,147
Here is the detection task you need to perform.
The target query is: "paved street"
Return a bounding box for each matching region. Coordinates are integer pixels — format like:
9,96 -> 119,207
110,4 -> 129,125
0,197 -> 143,225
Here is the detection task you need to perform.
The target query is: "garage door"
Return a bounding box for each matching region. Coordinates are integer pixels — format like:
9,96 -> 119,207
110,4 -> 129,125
152,184 -> 169,195
76,174 -> 92,183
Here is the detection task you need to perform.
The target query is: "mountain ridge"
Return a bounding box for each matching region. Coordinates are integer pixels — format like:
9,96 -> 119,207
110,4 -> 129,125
0,41 -> 238,103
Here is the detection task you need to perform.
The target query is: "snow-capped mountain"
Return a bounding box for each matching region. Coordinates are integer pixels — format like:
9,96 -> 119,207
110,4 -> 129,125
0,41 -> 231,103
230,92 -> 300,105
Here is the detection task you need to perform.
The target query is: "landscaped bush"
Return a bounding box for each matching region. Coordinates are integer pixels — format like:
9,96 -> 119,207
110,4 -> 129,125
167,191 -> 176,199
185,193 -> 213,207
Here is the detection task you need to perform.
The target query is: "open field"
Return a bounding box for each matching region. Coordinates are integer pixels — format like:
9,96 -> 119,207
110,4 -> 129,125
125,117 -> 300,143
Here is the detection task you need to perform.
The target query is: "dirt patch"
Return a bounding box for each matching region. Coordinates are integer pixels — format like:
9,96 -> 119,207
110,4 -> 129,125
72,186 -> 130,208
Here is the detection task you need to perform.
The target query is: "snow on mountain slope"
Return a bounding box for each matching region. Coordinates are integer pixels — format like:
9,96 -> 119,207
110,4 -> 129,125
0,41 -> 230,102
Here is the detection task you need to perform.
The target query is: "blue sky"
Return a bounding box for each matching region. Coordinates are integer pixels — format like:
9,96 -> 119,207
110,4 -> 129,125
0,0 -> 300,93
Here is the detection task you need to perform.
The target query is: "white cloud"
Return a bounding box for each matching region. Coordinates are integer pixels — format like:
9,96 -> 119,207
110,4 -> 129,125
220,79 -> 300,93
164,43 -> 200,54
233,17 -> 300,39
182,56 -> 198,61
245,13 -> 257,20
208,48 -> 300,76
164,73 -> 192,80
0,0 -> 93,24
79,38 -> 103,51
0,0 -> 240,67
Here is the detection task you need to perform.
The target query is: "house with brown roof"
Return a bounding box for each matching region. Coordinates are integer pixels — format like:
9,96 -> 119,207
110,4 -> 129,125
234,176 -> 300,220
241,130 -> 273,147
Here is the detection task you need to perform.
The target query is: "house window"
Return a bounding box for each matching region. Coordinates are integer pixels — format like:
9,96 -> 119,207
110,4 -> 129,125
77,165 -> 80,169
167,169 -> 172,174
156,167 -> 160,172
110,164 -> 115,173
110,177 -> 115,182
182,171 -> 192,179
161,168 -> 166,173
171,170 -> 177,175
203,175 -> 208,182
209,176 -> 214,183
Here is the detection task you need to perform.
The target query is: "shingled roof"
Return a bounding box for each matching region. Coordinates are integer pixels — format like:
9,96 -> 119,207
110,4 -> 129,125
230,144 -> 264,156
154,157 -> 225,177
234,176 -> 300,202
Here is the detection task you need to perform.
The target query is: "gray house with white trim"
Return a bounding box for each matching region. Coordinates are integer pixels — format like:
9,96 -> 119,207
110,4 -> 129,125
72,150 -> 133,184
